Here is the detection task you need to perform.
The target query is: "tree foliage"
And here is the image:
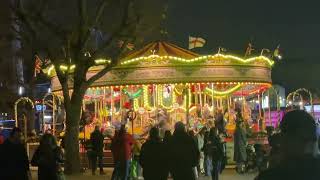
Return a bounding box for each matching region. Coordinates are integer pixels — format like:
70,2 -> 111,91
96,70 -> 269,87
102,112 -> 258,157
11,0 -> 164,174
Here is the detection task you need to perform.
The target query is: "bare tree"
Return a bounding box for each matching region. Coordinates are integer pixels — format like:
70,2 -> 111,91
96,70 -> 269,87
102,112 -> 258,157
11,0 -> 164,174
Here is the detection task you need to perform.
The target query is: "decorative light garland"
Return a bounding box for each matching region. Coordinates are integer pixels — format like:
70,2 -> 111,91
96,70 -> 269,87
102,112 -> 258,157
121,54 -> 274,66
122,88 -> 143,99
204,84 -> 242,96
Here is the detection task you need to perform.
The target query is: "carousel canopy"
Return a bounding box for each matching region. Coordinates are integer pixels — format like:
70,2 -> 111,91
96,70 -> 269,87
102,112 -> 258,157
51,41 -> 274,95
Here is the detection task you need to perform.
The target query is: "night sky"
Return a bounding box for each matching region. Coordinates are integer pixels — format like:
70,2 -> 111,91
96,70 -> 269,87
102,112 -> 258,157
167,0 -> 320,91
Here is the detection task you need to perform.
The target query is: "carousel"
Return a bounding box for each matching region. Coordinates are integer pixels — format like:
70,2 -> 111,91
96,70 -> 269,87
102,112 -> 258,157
49,42 -> 274,137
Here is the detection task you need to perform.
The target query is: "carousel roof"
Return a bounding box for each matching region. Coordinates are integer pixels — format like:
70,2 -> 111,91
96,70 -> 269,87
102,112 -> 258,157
50,41 -> 274,94
122,41 -> 199,60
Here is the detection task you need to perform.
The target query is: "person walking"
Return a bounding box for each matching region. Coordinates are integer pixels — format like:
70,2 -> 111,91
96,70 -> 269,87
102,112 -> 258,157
131,137 -> 142,180
197,127 -> 206,175
168,122 -> 200,180
256,110 -> 320,180
234,120 -> 247,173
112,125 -> 134,180
31,133 -> 64,180
189,130 -> 200,179
207,128 -> 224,180
163,130 -> 172,179
203,129 -> 213,177
90,125 -> 105,175
139,127 -> 166,180
0,127 -> 31,180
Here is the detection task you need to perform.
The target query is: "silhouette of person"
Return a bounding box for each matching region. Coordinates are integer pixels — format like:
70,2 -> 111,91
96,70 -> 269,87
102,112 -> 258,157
256,110 -> 320,180
167,122 -> 199,180
90,125 -> 105,175
139,127 -> 166,180
0,127 -> 31,180
31,133 -> 64,180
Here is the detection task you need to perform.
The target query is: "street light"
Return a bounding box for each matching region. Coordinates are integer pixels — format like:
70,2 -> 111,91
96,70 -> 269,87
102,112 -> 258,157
18,86 -> 24,96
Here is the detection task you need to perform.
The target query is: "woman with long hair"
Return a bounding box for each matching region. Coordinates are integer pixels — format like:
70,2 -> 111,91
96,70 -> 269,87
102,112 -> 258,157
31,133 -> 64,180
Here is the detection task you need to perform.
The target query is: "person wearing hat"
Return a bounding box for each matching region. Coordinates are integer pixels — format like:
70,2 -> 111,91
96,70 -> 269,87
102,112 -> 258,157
256,110 -> 320,180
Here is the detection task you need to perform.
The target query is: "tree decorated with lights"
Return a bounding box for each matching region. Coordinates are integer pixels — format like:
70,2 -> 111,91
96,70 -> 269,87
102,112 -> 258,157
11,0 -> 164,174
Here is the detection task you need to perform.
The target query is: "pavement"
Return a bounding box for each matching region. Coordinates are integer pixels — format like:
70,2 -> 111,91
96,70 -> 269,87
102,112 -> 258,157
32,168 -> 257,180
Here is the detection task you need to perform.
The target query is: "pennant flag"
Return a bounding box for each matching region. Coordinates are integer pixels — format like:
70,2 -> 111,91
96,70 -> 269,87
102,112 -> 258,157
244,43 -> 254,57
189,36 -> 206,49
118,40 -> 135,50
273,44 -> 281,59
218,47 -> 227,54
34,55 -> 42,77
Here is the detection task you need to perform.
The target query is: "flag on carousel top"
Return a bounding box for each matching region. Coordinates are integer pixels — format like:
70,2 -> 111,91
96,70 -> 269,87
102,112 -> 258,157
273,44 -> 282,59
188,36 -> 206,49
244,43 -> 254,57
34,55 -> 42,77
118,40 -> 135,50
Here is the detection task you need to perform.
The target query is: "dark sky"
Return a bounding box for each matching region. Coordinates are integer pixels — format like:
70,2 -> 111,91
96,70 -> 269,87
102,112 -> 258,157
166,0 -> 320,91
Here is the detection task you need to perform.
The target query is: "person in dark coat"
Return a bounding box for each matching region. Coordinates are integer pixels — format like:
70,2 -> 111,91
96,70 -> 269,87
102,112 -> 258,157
0,127 -> 31,180
162,130 -> 172,178
90,125 -> 105,175
168,122 -> 200,180
139,127 -> 166,180
256,110 -> 320,180
233,120 -> 247,173
31,133 -> 64,180
207,128 -> 224,180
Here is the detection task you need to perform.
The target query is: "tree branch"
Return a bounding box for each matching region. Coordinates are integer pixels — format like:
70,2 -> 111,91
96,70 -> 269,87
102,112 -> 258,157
78,0 -> 87,45
81,0 -> 111,50
85,39 -> 129,85
91,0 -> 132,59
13,0 -> 66,40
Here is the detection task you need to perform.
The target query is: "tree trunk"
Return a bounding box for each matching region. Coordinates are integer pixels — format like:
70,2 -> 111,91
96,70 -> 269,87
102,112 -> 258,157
64,92 -> 83,174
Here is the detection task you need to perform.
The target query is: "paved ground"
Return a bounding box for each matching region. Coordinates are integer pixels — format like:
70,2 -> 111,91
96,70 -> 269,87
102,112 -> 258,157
32,168 -> 257,180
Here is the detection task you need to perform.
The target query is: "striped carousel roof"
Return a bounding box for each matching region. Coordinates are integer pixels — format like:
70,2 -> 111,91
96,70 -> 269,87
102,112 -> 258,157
121,41 -> 199,61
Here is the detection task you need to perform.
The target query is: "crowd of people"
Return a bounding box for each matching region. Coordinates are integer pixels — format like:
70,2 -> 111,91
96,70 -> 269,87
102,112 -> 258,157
0,109 -> 320,180
107,120 -> 227,180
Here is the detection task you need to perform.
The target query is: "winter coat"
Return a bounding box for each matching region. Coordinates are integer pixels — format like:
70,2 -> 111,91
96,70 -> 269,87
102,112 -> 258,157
112,133 -> 134,161
139,139 -> 167,180
90,130 -> 105,155
168,132 -> 200,180
234,127 -> 247,163
255,156 -> 320,180
0,139 -> 30,180
31,146 -> 64,180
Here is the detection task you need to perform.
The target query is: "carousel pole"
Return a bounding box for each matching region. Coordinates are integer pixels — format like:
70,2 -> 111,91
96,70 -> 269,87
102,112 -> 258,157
110,86 -> 114,123
198,83 -> 203,109
155,84 -> 158,122
119,86 -> 123,121
258,93 -> 262,131
268,90 -> 271,127
227,96 -> 230,122
211,83 -> 214,112
52,95 -> 56,135
186,84 -> 190,127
